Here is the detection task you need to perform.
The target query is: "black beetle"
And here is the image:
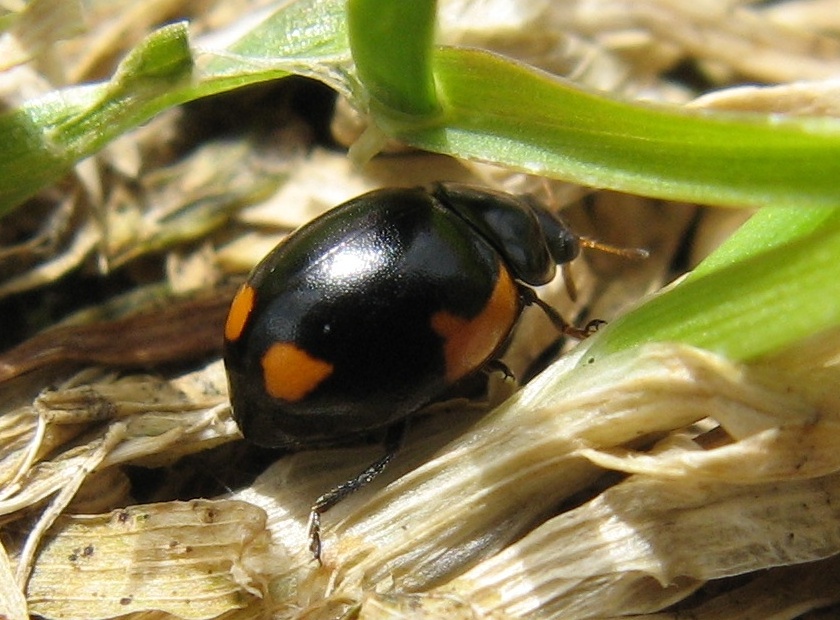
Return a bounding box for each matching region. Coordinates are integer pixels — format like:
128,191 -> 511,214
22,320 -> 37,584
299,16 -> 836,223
224,182 -> 609,559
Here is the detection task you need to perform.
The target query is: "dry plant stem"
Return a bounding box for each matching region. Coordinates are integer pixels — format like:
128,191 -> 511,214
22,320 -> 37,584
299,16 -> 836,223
247,337 -> 840,618
443,473 -> 840,618
619,556 -> 840,620
315,343 -> 792,590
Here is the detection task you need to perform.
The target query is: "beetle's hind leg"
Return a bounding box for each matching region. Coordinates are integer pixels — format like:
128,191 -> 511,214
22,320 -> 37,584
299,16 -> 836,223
308,419 -> 408,563
519,286 -> 604,340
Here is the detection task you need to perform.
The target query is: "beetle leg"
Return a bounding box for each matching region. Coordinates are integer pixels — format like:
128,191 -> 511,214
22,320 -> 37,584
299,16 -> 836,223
308,419 -> 408,563
560,261 -> 578,302
519,286 -> 602,340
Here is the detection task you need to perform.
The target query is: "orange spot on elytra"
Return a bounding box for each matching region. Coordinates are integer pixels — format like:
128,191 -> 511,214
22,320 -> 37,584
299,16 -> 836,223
225,284 -> 256,342
261,342 -> 334,402
431,265 -> 519,383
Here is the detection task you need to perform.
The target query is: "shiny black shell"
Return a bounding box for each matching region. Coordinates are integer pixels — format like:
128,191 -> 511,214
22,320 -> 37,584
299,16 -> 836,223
223,183 -> 579,448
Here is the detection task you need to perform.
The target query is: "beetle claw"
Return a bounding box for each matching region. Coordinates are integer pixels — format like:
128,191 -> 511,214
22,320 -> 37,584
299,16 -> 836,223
484,359 -> 515,381
307,510 -> 323,564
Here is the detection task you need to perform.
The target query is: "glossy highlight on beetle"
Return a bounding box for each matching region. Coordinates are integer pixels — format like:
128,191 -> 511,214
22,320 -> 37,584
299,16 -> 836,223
223,183 -> 582,451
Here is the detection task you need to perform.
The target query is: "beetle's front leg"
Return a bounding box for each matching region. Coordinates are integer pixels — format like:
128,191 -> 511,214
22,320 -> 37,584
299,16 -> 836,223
518,286 -> 604,339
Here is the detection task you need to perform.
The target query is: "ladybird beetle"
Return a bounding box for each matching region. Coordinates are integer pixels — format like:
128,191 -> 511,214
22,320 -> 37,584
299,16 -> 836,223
223,182 -> 601,559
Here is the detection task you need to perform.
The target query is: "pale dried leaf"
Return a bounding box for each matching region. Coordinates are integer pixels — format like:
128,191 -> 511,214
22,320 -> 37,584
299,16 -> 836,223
0,222 -> 99,300
690,79 -> 840,117
26,500 -> 267,620
440,473 -> 840,618
16,422 -> 129,587
0,0 -> 83,71
236,147 -> 476,229
0,538 -> 27,620
0,361 -> 233,519
566,0 -> 840,83
621,557 -> 840,619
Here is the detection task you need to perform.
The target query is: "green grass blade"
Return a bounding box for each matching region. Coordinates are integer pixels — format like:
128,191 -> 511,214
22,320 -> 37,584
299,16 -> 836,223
347,0 -> 439,117
3,1 -> 840,220
398,48 -> 840,209
0,23 -> 193,214
206,0 -> 350,76
583,205 -> 840,363
0,0 -> 351,217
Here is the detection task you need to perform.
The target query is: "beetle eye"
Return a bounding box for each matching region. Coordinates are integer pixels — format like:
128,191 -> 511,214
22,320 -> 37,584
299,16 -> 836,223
528,201 -> 581,265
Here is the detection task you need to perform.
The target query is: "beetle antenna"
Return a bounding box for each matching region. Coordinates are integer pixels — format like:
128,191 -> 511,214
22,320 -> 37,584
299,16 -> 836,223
578,237 -> 649,259
533,180 -> 648,261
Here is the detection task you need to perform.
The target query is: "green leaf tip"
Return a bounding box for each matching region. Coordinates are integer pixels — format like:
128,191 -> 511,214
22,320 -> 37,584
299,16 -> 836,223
113,21 -> 193,84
